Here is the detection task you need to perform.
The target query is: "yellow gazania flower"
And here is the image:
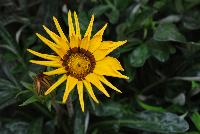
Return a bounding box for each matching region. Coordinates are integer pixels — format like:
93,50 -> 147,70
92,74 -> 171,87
28,11 -> 128,112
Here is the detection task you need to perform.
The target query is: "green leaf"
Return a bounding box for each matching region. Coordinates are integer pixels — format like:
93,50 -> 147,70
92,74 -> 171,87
0,78 -> 18,109
93,102 -> 124,117
74,110 -> 85,134
129,44 -> 150,67
184,132 -> 200,134
123,55 -> 135,82
19,96 -> 38,106
0,121 -> 29,134
153,23 -> 186,43
0,22 -> 17,48
183,10 -> 200,30
90,5 -> 110,17
20,81 -> 33,91
191,112 -> 200,131
137,100 -> 166,112
148,42 -> 176,62
106,8 -> 119,24
28,118 -> 43,134
92,111 -> 189,133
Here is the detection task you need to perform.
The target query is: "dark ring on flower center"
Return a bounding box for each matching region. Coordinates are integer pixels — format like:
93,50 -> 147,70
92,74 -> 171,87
62,47 -> 96,80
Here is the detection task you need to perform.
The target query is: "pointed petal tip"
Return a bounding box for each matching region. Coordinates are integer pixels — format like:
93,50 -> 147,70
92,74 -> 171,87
35,33 -> 40,36
42,25 -> 47,30
115,89 -> 122,94
53,16 -> 57,20
106,93 -> 110,97
27,48 -> 31,52
122,40 -> 128,44
95,100 -> 99,104
81,108 -> 85,112
68,10 -> 71,15
124,76 -> 129,79
44,91 -> 49,96
62,99 -> 66,104
29,60 -> 34,63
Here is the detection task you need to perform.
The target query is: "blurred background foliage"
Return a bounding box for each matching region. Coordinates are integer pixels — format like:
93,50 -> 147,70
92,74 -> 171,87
0,0 -> 200,133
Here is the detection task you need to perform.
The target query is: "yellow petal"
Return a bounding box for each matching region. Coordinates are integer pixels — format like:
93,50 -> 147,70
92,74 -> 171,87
93,49 -> 107,61
45,75 -> 67,95
88,35 -> 102,53
98,75 -> 122,93
43,25 -> 69,52
43,67 -> 66,75
36,33 -> 64,58
80,36 -> 89,50
70,35 -> 79,48
29,60 -> 62,67
62,76 -> 78,103
43,25 -> 60,44
77,81 -> 84,112
27,49 -> 59,61
99,56 -> 124,71
94,58 -> 128,79
83,80 -> 99,103
94,23 -> 107,37
84,15 -> 94,39
98,41 -> 116,50
74,12 -> 81,39
105,40 -> 127,53
68,11 -> 75,37
85,73 -> 110,97
93,40 -> 127,61
57,38 -> 70,53
53,16 -> 68,42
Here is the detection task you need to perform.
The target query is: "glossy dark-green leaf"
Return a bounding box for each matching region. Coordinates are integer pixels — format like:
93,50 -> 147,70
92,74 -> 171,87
129,44 -> 150,67
93,111 -> 189,133
191,112 -> 200,131
28,118 -> 43,134
153,23 -> 186,43
19,96 -> 38,106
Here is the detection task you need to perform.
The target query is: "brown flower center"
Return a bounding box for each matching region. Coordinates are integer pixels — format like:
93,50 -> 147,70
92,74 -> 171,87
62,47 -> 95,80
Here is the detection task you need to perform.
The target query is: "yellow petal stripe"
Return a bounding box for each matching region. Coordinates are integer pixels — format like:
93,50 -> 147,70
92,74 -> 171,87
63,76 -> 78,103
94,23 -> 108,37
70,36 -> 79,48
93,40 -> 127,61
83,80 -> 99,103
77,81 -> 84,112
93,49 -> 107,61
98,56 -> 124,71
88,35 -> 102,53
68,11 -> 75,37
43,25 -> 60,44
45,75 -> 67,95
94,58 -> 128,79
84,14 -> 94,39
27,49 -> 59,61
30,60 -> 62,67
105,40 -> 128,54
98,41 -> 115,50
80,36 -> 89,50
43,67 -> 66,76
85,73 -> 110,97
57,38 -> 69,53
74,12 -> 81,39
36,33 -> 64,58
53,16 -> 68,42
98,75 -> 122,93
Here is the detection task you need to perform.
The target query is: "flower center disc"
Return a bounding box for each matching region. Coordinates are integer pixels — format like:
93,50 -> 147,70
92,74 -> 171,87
63,48 -> 95,80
